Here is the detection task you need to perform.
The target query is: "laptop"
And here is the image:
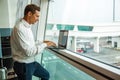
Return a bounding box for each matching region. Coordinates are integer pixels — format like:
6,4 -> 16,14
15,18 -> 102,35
49,30 -> 69,49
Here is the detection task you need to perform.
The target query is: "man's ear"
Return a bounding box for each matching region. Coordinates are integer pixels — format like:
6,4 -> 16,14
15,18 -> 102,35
28,11 -> 32,16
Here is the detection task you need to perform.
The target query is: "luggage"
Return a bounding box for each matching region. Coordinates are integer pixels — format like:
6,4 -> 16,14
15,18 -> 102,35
0,58 -> 7,80
0,67 -> 7,80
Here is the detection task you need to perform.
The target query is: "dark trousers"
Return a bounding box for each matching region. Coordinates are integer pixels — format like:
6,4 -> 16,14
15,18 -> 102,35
13,61 -> 49,80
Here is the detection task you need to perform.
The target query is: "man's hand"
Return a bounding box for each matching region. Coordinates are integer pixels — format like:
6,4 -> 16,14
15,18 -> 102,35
44,40 -> 56,47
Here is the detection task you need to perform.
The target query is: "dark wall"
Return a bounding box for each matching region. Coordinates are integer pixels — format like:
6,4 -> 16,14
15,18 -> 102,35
0,28 -> 13,70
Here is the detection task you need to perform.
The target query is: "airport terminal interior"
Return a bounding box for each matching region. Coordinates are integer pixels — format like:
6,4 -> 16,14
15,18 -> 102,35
0,0 -> 120,80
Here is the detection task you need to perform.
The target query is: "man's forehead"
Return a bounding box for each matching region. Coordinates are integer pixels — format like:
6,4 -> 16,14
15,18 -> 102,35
35,10 -> 40,15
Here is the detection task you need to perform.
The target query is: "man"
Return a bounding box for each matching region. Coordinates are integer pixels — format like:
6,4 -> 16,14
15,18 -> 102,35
11,4 -> 56,80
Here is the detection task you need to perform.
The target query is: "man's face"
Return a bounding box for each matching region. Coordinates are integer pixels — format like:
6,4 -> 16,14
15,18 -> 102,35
29,10 -> 40,24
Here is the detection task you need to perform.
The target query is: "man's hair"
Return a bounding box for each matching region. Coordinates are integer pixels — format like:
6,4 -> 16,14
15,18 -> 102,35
24,4 -> 40,16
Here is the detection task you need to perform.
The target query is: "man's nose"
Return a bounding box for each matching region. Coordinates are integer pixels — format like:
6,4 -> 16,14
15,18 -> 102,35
36,18 -> 39,21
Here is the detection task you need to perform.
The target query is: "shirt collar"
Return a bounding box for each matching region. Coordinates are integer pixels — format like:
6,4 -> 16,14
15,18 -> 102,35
21,19 -> 32,28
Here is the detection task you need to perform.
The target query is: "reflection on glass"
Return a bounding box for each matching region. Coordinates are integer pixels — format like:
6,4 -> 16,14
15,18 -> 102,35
42,50 -> 96,80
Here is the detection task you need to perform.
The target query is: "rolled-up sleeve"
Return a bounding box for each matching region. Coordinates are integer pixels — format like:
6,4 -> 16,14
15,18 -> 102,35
37,43 -> 47,54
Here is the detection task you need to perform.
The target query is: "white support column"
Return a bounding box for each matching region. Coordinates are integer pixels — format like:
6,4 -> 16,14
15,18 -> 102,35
117,37 -> 120,49
94,37 -> 100,53
71,36 -> 77,52
36,0 -> 49,41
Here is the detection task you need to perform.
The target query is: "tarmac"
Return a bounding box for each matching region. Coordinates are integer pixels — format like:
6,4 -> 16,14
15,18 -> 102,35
81,47 -> 120,68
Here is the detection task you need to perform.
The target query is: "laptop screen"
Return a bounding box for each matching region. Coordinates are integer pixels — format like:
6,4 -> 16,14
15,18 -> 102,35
58,30 -> 68,49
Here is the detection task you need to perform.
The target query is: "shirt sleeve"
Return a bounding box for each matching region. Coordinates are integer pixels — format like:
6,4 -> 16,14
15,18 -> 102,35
37,43 -> 47,54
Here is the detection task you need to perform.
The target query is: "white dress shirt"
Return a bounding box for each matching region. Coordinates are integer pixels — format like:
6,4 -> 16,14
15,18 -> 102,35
11,19 -> 47,63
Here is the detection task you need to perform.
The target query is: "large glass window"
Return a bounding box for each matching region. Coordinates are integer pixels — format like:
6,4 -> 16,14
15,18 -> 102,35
45,0 -> 120,69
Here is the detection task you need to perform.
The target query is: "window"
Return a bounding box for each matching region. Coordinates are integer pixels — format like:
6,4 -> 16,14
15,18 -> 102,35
45,0 -> 120,69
